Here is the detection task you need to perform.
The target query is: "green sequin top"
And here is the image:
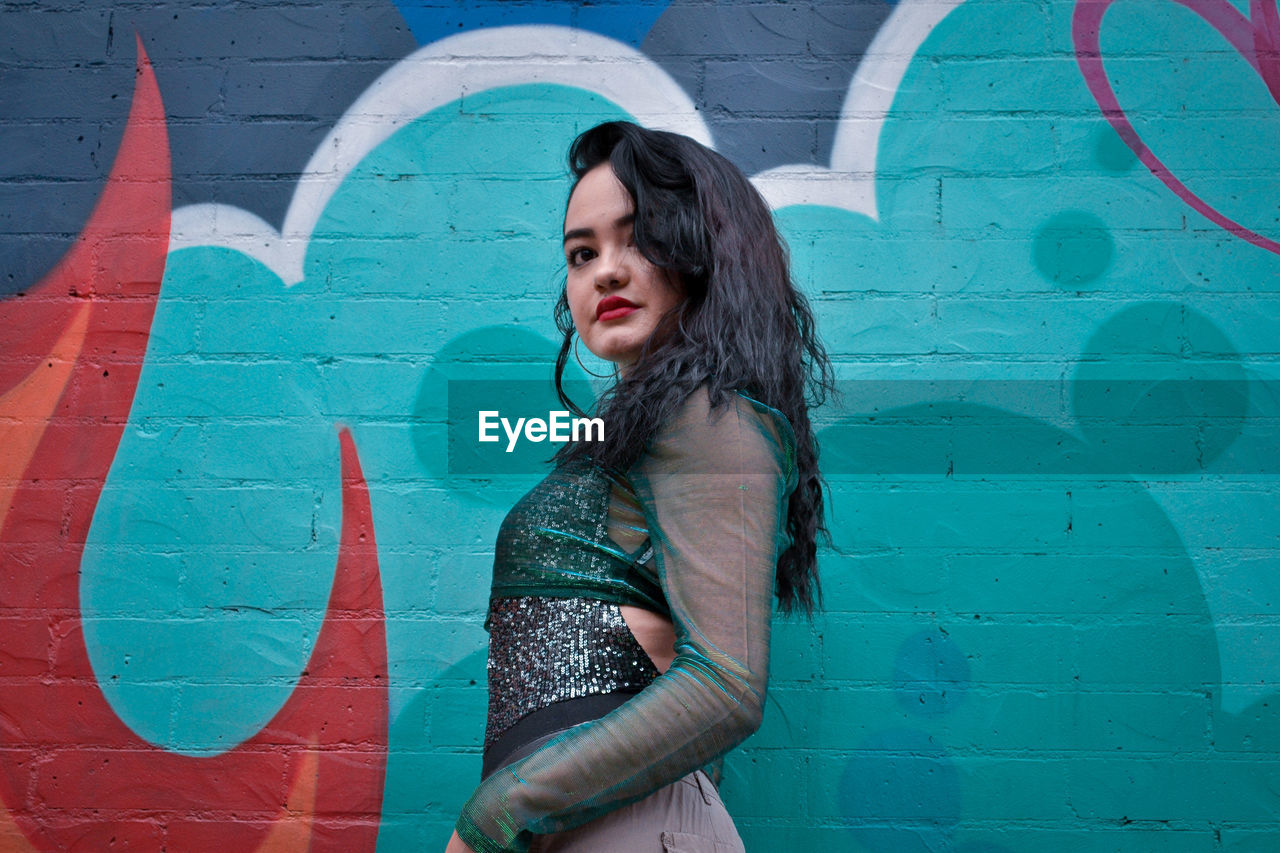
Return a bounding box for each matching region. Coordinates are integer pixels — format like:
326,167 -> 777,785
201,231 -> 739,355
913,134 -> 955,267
456,388 -> 798,853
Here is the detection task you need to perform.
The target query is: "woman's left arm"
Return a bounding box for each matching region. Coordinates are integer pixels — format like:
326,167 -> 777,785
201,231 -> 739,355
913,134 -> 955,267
453,390 -> 796,853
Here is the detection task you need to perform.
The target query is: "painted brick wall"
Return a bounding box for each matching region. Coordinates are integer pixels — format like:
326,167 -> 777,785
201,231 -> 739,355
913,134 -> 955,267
2,1 -> 1278,850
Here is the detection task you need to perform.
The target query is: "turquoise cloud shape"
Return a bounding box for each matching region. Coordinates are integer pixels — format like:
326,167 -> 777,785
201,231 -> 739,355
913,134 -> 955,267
84,83 -> 629,758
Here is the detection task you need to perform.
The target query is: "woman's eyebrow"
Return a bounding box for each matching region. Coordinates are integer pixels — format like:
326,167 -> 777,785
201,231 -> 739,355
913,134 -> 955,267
563,214 -> 635,245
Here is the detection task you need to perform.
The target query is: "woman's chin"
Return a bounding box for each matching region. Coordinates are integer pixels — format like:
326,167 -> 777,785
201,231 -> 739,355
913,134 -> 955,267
585,340 -> 640,368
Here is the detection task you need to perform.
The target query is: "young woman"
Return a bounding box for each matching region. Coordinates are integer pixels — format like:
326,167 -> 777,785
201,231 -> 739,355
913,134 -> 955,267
447,120 -> 832,853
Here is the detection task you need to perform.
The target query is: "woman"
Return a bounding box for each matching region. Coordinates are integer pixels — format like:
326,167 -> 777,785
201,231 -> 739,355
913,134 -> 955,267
447,120 -> 832,853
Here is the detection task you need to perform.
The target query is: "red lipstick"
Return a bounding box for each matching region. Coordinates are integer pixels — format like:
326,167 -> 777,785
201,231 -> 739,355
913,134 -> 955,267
596,295 -> 638,322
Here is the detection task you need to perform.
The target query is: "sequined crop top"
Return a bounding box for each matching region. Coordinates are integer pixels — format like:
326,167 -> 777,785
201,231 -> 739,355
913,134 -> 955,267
455,389 -> 798,853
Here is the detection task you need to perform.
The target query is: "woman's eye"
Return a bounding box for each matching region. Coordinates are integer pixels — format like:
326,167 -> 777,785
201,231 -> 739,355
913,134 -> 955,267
568,247 -> 594,267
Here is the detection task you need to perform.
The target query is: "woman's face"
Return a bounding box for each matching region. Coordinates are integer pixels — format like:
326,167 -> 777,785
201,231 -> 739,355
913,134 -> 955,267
563,163 -> 683,371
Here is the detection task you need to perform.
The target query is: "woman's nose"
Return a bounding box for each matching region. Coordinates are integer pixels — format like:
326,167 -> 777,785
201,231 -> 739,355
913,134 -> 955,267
593,247 -> 631,290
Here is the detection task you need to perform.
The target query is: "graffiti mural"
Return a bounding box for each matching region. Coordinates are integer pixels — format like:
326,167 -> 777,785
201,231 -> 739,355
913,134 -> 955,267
0,40 -> 389,849
1,0 -> 1277,850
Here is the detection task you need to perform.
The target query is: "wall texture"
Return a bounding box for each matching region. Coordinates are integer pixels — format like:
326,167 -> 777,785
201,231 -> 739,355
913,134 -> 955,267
2,0 -> 1278,849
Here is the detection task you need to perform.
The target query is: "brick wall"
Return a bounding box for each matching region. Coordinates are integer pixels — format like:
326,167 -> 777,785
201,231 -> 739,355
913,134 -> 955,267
1,1 -> 1277,849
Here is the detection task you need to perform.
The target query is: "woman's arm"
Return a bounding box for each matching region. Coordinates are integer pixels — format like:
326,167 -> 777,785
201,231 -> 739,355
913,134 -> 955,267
454,390 -> 796,853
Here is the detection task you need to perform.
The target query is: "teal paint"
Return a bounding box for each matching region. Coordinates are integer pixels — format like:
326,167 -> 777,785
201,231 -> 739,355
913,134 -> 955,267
839,728 -> 962,852
1071,301 -> 1249,474
1092,122 -> 1138,173
732,0 -> 1280,847
892,627 -> 971,717
1032,210 -> 1114,286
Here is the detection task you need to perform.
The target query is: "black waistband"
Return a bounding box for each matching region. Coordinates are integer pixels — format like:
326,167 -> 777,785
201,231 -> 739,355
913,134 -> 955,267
481,691 -> 640,780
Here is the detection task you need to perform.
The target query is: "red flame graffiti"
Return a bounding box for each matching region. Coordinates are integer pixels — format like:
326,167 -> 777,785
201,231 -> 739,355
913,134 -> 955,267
0,38 -> 387,849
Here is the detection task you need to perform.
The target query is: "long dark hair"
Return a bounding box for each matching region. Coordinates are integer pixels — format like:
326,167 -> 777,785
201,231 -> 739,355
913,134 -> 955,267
552,121 -> 833,614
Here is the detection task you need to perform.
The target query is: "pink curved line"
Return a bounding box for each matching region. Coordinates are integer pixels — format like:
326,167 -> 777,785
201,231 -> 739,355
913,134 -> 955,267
1073,0 -> 1280,256
1252,0 -> 1280,104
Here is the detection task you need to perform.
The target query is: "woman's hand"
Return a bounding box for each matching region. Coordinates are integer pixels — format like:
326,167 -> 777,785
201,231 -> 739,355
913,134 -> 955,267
445,830 -> 476,853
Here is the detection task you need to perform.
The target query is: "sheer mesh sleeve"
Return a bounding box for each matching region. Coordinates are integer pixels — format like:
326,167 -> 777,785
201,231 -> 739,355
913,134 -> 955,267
455,389 -> 797,853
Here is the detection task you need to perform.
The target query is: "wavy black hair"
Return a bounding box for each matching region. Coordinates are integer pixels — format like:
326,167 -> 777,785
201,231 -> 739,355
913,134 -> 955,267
552,120 -> 834,614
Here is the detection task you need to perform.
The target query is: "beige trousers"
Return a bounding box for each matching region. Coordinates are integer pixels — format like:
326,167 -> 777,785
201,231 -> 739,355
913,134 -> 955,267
527,770 -> 746,853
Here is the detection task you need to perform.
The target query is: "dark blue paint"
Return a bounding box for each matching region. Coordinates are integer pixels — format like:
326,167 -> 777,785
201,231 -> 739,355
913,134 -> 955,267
0,0 -> 417,295
390,0 -> 669,47
641,0 -> 895,175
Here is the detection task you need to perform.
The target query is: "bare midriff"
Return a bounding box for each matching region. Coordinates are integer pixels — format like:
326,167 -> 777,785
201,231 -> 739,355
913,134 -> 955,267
619,604 -> 676,674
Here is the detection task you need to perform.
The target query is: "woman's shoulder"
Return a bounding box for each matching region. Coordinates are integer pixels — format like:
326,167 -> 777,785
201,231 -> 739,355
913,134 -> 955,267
661,385 -> 793,438
649,386 -> 797,477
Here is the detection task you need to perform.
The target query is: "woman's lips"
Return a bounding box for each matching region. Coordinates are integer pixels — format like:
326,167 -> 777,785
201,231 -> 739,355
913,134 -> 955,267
597,305 -> 637,322
596,296 -> 638,321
